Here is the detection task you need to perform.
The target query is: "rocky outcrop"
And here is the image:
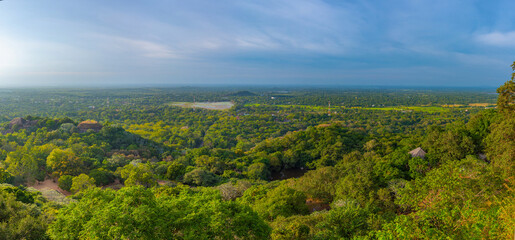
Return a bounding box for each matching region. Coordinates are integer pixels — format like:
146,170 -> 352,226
8,117 -> 37,130
77,120 -> 103,133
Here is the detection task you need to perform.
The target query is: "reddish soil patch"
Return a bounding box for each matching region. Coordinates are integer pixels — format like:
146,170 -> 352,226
469,103 -> 495,107
30,178 -> 71,196
157,180 -> 173,186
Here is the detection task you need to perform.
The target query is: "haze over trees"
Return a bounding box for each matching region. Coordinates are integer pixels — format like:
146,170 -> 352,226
0,64 -> 512,239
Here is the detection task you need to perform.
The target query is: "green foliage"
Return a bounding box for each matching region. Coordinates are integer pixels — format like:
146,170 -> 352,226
217,180 -> 252,201
70,174 -> 95,193
466,109 -> 498,149
0,84 -> 510,238
408,156 -> 430,179
496,185 -> 515,239
251,125 -> 366,170
88,168 -> 115,186
485,117 -> 515,179
247,162 -> 270,180
0,184 -> 44,204
496,62 -> 515,114
315,201 -> 370,239
102,154 -> 131,171
5,148 -> 39,184
294,166 -> 339,203
182,168 -> 219,186
0,191 -> 48,240
335,159 -> 378,207
270,215 -> 315,240
116,163 -> 157,188
57,175 -> 73,192
46,148 -> 84,178
0,168 -> 12,184
48,186 -> 270,239
165,161 -> 186,180
251,185 -> 309,221
194,155 -> 226,174
423,123 -> 476,163
388,156 -> 507,239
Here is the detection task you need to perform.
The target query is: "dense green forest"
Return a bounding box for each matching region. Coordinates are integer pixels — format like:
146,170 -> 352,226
0,75 -> 512,239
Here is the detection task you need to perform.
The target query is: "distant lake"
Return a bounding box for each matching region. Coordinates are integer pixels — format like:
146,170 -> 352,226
169,101 -> 234,110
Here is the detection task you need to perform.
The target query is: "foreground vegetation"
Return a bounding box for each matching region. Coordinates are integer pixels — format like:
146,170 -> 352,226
0,70 -> 512,239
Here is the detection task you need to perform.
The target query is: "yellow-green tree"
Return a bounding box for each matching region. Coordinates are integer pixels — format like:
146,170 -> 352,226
71,174 -> 95,193
5,149 -> 38,184
496,62 -> 515,114
116,163 -> 157,188
46,148 -> 84,178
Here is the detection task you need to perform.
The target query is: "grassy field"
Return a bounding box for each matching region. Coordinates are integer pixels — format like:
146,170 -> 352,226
360,106 -> 450,113
468,103 -> 496,107
169,101 -> 234,110
362,103 -> 495,112
246,103 -> 495,113
246,103 -> 335,110
246,103 -> 449,112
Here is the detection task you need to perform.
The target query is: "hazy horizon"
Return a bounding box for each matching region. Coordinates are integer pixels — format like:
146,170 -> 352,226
0,83 -> 499,92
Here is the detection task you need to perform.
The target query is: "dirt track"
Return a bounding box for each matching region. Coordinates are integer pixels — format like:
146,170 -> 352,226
30,179 -> 71,196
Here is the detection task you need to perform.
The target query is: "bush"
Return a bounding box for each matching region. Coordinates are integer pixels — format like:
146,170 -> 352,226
183,168 -> 219,186
71,174 -> 95,193
247,162 -> 270,180
166,162 -> 186,180
58,175 -> 73,191
0,168 -> 13,184
89,168 -> 115,186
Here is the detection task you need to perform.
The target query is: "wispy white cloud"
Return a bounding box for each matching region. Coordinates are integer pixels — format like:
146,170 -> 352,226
20,71 -> 117,76
93,0 -> 361,57
94,35 -> 179,59
1,0 -> 514,86
232,0 -> 361,53
476,31 -> 515,47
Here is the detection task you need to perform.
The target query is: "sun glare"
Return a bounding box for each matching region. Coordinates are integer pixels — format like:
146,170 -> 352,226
0,38 -> 22,72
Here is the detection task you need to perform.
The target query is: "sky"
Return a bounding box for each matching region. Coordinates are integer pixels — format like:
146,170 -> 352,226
0,0 -> 514,87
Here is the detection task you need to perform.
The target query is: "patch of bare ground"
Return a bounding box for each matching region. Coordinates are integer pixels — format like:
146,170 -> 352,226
28,178 -> 73,204
442,104 -> 464,107
469,103 -> 495,107
30,178 -> 70,196
157,180 -> 173,186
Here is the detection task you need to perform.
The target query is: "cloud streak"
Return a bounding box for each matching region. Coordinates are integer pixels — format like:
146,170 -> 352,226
1,0 -> 514,86
94,35 -> 178,59
477,31 -> 515,47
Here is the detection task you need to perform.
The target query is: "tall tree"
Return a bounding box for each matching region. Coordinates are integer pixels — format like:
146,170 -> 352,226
496,62 -> 515,114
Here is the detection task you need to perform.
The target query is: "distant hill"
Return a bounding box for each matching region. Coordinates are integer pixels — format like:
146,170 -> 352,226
226,91 -> 257,97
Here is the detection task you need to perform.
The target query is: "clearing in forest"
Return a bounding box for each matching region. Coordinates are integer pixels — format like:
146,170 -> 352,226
359,106 -> 450,113
28,179 -> 73,204
169,101 -> 234,110
468,103 -> 495,107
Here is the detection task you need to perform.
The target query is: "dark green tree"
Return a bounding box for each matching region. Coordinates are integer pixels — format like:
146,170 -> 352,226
57,175 -> 73,192
496,62 -> 515,114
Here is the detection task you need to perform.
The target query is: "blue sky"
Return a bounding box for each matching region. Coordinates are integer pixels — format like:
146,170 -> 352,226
0,0 -> 514,87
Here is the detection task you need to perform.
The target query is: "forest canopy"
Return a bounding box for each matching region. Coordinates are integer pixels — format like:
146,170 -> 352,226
0,70 -> 512,239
